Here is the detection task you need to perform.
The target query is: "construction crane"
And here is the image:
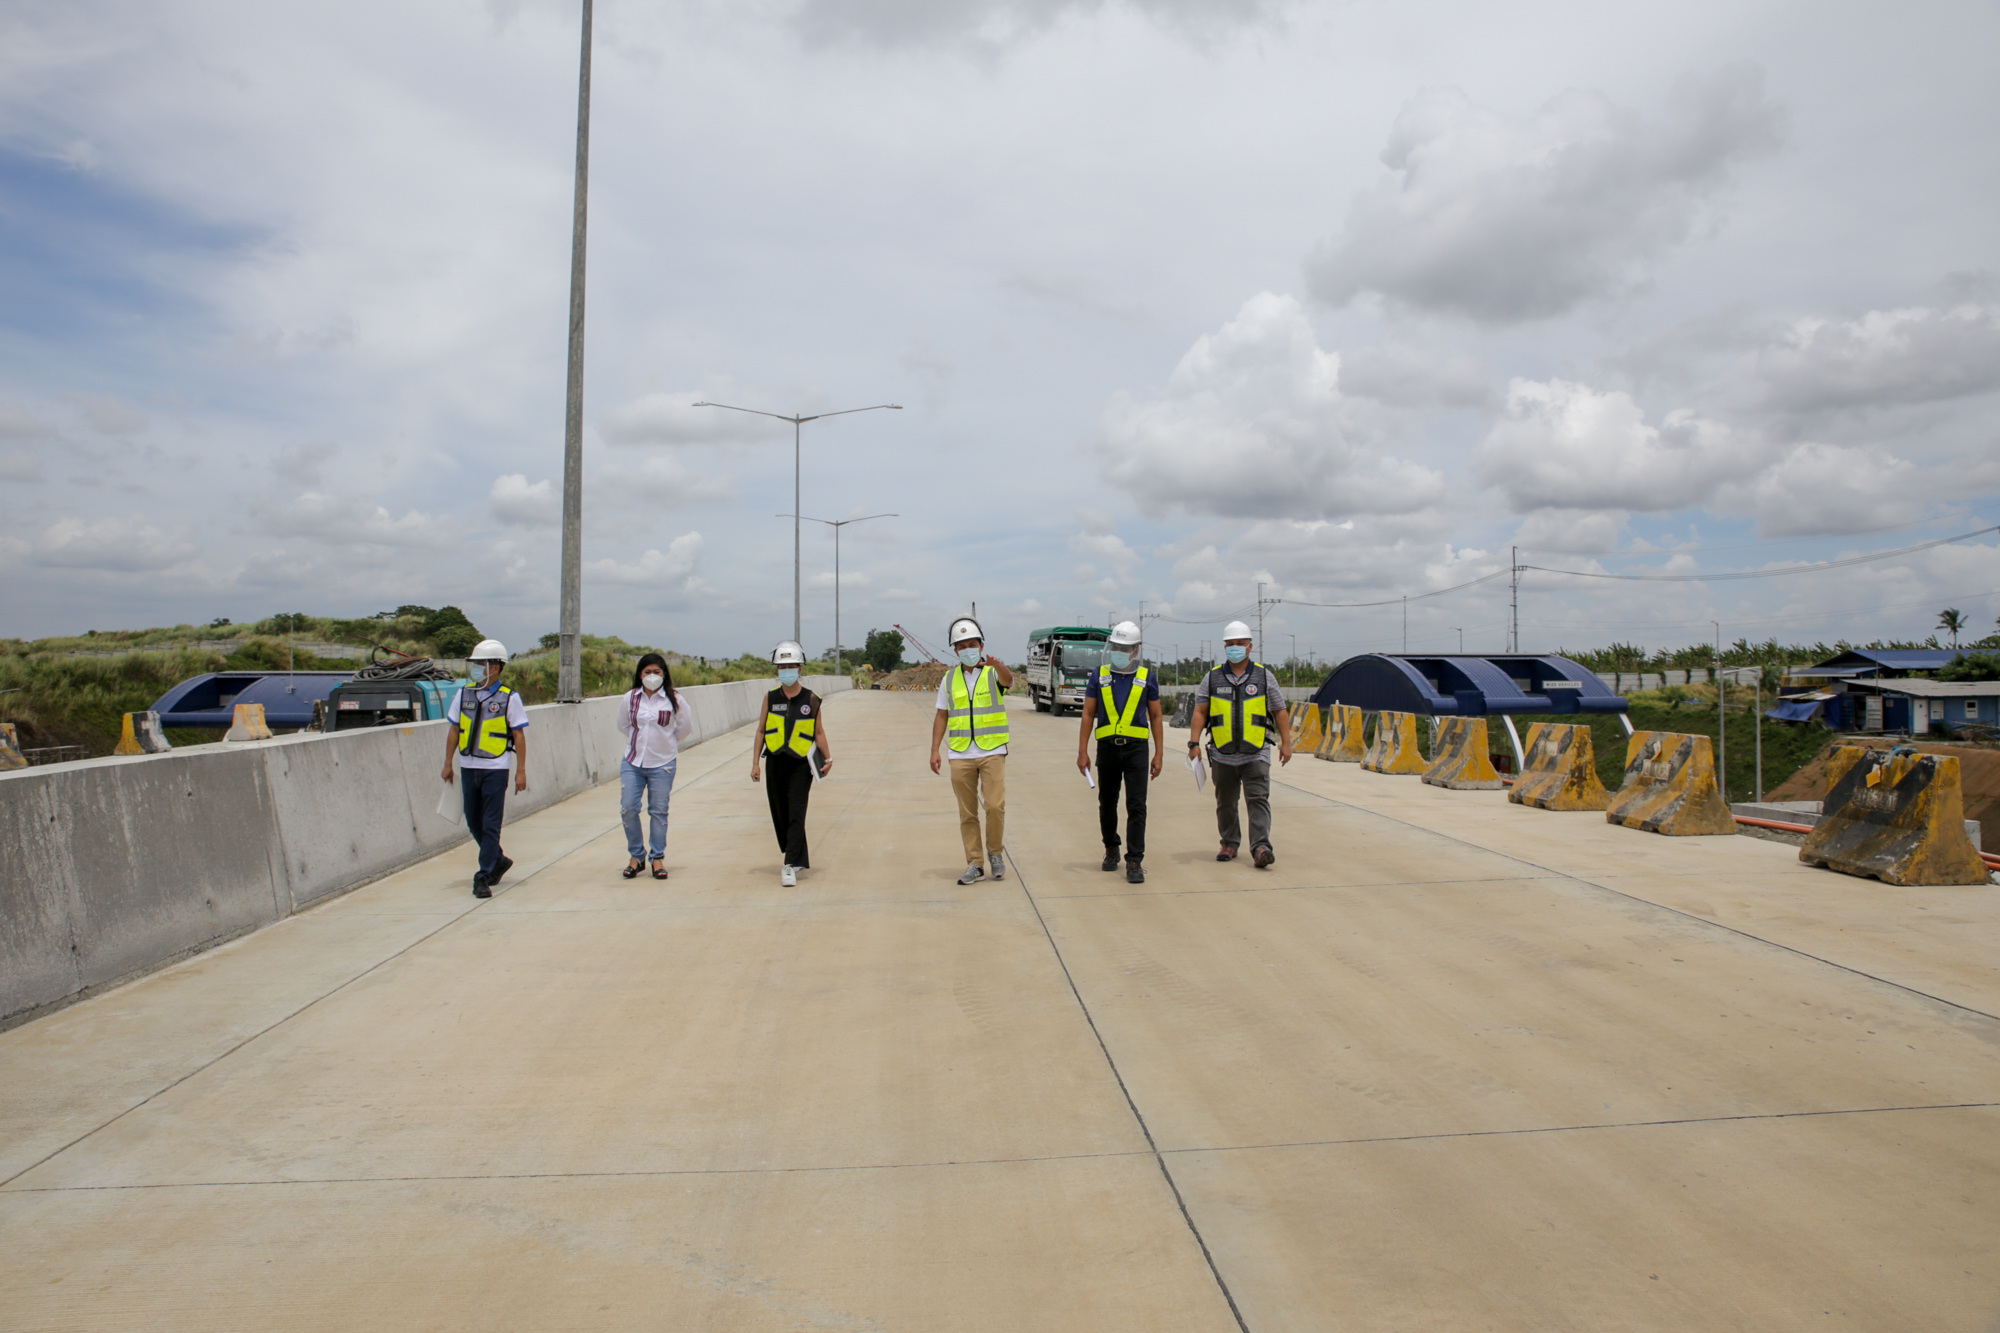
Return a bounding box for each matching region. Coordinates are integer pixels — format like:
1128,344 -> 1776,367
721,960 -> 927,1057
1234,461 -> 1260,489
894,623 -> 946,665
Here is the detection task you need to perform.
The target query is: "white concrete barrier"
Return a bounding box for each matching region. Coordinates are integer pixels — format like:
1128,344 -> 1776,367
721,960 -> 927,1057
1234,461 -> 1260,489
0,676 -> 843,1028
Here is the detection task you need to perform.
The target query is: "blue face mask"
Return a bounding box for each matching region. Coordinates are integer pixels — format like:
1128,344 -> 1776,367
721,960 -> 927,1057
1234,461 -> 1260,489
777,668 -> 800,686
1109,651 -> 1131,670
1225,644 -> 1248,664
957,647 -> 982,667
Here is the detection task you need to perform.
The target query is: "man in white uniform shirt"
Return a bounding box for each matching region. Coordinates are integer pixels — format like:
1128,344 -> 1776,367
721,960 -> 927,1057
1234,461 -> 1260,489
441,639 -> 530,898
928,616 -> 1014,885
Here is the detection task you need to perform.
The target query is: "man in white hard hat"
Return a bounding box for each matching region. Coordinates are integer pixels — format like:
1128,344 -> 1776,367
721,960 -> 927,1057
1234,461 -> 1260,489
929,616 -> 1014,885
1188,620 -> 1292,868
440,639 -> 530,898
1075,619 -> 1162,883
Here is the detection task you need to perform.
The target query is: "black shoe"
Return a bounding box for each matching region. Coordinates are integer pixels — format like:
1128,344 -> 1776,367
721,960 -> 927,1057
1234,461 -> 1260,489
472,873 -> 491,899
1125,859 -> 1145,884
1102,850 -> 1120,872
490,855 -> 514,885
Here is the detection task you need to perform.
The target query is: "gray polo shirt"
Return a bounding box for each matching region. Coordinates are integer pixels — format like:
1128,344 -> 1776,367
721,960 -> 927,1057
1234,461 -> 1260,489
1194,663 -> 1286,766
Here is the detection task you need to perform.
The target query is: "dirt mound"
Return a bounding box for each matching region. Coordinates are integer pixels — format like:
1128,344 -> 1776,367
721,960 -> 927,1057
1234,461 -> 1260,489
1768,737 -> 2000,848
873,663 -> 949,692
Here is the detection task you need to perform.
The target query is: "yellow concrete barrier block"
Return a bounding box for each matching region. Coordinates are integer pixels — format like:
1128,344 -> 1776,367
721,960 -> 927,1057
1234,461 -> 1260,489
112,710 -> 174,755
1605,730 -> 1736,836
1361,711 -> 1427,775
1508,721 -> 1611,811
0,721 -> 25,771
1421,716 -> 1503,790
1800,747 -> 1989,885
224,703 -> 274,742
1294,704 -> 1325,754
1316,703 -> 1365,762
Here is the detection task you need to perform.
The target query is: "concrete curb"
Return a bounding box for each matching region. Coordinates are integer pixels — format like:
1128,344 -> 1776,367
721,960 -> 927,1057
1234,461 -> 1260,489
1,676 -> 847,1028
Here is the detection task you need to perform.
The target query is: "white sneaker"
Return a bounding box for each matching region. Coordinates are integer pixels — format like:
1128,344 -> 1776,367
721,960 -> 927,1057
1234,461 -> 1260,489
781,865 -> 797,887
989,853 -> 1006,881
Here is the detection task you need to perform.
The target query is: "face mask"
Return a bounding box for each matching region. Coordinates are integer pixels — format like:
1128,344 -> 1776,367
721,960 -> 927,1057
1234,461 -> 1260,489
957,647 -> 982,667
1225,644 -> 1248,664
777,668 -> 800,687
1109,651 -> 1131,670
641,673 -> 663,691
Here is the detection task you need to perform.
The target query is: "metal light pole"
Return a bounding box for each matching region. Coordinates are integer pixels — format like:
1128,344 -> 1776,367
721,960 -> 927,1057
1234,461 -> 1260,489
693,401 -> 901,642
778,511 -> 896,675
1712,620 -> 1725,802
555,0 -> 594,704
1454,627 -> 1463,653
1287,633 -> 1297,688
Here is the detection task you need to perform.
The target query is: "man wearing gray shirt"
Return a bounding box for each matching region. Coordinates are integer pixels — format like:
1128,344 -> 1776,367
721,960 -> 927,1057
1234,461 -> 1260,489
1187,619 -> 1293,868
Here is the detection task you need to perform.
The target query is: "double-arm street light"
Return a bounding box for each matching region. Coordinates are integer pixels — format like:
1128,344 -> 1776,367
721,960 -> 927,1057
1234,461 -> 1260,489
777,512 -> 897,675
693,401 -> 901,642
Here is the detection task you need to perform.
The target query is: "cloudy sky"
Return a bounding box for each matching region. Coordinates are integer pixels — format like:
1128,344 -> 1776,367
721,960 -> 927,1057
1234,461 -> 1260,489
3,0 -> 1997,663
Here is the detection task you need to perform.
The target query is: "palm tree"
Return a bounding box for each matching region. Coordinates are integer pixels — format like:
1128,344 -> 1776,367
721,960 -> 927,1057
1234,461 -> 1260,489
1938,608 -> 1967,650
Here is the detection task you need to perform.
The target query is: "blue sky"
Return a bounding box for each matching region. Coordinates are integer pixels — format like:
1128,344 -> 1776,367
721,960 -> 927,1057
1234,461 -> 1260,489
2,0 -> 1997,663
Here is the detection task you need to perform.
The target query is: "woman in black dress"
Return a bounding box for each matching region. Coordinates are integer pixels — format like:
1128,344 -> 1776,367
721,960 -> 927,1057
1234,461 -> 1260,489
750,640 -> 833,886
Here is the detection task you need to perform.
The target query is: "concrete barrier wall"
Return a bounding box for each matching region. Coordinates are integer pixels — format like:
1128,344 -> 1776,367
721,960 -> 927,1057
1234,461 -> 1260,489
0,676 -> 844,1028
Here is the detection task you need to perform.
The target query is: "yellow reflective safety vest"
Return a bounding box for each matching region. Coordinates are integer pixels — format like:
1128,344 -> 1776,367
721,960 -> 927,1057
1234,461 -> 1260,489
1204,663 -> 1272,756
456,683 -> 517,759
1094,665 -> 1152,740
764,687 -> 818,757
946,665 -> 1009,753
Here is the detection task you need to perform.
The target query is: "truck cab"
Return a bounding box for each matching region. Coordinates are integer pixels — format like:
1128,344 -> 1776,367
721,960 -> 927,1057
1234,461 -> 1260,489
1025,627 -> 1111,716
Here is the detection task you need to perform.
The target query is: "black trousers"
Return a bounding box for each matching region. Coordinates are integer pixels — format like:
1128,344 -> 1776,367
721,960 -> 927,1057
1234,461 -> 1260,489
765,749 -> 813,868
459,766 -> 508,878
1096,738 -> 1149,861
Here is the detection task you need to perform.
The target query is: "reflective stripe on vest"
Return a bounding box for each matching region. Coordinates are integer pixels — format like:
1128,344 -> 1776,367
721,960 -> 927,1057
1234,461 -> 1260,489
946,665 -> 1009,752
1095,665 -> 1152,740
457,684 -> 515,758
1204,664 -> 1269,755
764,695 -> 817,757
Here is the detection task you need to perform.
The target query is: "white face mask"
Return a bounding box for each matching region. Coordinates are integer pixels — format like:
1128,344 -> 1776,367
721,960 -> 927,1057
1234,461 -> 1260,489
957,647 -> 982,667
777,667 -> 801,687
1109,651 -> 1131,670
1225,644 -> 1248,664
641,673 -> 663,691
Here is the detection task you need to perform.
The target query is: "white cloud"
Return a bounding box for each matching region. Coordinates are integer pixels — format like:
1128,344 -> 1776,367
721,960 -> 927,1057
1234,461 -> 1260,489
1511,508 -> 1627,555
1070,528 -> 1140,586
792,0 -> 1283,49
488,473 -> 559,528
877,587 -> 923,601
1475,378 -> 1760,512
1308,67 -> 1783,323
603,454 -> 738,507
1755,303 -> 2000,413
1337,341 -> 1490,408
68,391 -> 148,436
0,449 -> 44,481
587,532 -> 705,586
1729,443 -> 1925,539
0,407 -> 46,439
1098,293 -> 1445,519
601,393 -> 789,446
256,491 -> 447,548
34,514 -> 200,571
270,442 -> 337,488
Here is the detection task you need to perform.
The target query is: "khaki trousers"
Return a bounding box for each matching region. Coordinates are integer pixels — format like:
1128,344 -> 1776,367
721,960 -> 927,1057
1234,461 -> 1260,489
948,752 -> 1006,865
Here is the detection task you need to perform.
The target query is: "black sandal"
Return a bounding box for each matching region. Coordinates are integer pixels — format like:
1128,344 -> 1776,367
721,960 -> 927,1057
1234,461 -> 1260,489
622,859 -> 642,879
651,862 -> 669,880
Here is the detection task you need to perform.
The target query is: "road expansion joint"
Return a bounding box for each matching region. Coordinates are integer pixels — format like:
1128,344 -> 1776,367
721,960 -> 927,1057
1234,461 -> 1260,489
1007,849 -> 1255,1333
1273,775 -> 2000,1028
1031,873 -> 1566,902
1158,1100 -> 2000,1157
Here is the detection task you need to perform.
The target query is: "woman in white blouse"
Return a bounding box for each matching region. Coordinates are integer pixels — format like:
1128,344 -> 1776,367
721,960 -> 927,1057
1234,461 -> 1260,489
617,652 -> 692,878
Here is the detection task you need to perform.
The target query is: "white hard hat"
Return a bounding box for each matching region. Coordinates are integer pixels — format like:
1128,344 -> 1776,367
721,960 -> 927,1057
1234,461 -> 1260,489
772,640 -> 806,666
948,617 -> 983,647
1108,620 -> 1142,647
470,638 -> 509,662
1222,620 -> 1253,641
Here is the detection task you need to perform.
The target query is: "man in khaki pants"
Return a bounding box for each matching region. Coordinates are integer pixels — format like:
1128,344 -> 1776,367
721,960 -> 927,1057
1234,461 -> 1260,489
928,616 -> 1014,884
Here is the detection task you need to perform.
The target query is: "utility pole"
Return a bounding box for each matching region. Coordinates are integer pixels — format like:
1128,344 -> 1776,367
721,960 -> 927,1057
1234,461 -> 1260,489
1713,620 -> 1726,803
1287,633 -> 1297,687
1401,595 -> 1407,653
1509,546 -> 1519,654
1256,581 -> 1265,660
555,0 -> 594,704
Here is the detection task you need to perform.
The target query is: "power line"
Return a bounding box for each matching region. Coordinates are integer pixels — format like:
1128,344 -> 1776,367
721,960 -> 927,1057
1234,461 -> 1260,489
1519,525 -> 2000,583
1271,569 -> 1511,610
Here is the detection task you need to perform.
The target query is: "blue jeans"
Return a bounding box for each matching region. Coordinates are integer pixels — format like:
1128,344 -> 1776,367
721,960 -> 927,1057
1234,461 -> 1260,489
459,766 -> 509,878
621,757 -> 677,860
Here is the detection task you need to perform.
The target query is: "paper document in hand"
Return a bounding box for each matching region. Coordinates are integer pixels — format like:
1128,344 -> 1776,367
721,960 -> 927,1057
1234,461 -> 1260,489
436,782 -> 464,826
1189,753 -> 1206,794
1084,767 -> 1096,789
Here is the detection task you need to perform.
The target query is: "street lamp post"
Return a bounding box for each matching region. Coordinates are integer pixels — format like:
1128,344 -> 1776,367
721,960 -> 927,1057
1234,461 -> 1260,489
1287,633 -> 1297,688
1454,627 -> 1463,653
778,511 -> 897,675
1712,620 -> 1725,803
555,0 -> 594,704
694,401 -> 901,642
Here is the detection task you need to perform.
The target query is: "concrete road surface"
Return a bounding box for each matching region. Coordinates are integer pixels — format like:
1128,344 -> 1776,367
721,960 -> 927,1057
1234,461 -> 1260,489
4,691 -> 1998,1330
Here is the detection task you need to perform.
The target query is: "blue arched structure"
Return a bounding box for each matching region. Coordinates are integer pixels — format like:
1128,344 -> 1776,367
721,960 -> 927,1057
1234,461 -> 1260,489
1311,654 -> 1627,720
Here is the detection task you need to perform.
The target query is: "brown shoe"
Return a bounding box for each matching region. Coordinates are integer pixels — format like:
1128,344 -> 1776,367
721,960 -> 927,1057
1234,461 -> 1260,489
1216,844 -> 1237,862
1251,845 -> 1274,869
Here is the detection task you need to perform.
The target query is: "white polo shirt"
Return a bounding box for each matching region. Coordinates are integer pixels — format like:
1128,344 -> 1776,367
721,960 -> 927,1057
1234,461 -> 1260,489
618,686 -> 691,767
935,665 -> 1008,759
447,682 -> 530,771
